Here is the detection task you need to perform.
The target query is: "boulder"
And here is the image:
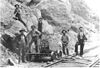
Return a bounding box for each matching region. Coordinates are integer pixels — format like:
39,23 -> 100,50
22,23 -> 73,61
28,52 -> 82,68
42,19 -> 54,34
0,43 -> 18,66
36,0 -> 71,24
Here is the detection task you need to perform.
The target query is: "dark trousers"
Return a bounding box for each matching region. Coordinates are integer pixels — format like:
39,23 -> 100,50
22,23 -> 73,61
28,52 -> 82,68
27,37 -> 38,61
75,42 -> 84,56
62,43 -> 69,55
29,36 -> 38,52
19,46 -> 26,63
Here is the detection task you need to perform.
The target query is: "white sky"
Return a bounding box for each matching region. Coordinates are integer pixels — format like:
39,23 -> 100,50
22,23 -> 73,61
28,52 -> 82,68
84,0 -> 100,17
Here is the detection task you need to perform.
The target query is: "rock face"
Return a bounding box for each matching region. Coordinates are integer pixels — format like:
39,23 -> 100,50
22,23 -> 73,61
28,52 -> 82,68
0,0 -> 99,65
42,19 -> 54,34
0,0 -> 99,34
37,0 -> 71,24
0,43 -> 18,66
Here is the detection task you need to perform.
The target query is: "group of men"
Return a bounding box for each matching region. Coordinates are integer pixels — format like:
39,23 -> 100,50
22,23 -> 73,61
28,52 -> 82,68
13,4 -> 87,63
18,24 -> 42,63
13,4 -> 44,63
61,27 -> 87,57
18,26 -> 87,63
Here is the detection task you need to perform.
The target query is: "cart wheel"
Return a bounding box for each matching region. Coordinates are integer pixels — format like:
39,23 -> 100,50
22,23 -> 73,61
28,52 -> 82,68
51,51 -> 57,60
58,51 -> 62,58
56,51 -> 62,59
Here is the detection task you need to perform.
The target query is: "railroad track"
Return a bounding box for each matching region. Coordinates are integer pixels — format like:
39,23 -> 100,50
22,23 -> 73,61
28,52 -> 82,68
44,56 -> 75,67
89,59 -> 100,67
44,56 -> 100,67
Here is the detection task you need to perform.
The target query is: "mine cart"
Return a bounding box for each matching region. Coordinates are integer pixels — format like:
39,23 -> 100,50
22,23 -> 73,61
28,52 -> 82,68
27,39 -> 57,62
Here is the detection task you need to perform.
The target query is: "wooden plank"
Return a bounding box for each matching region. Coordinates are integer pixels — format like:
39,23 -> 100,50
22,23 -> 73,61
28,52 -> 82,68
26,53 -> 50,55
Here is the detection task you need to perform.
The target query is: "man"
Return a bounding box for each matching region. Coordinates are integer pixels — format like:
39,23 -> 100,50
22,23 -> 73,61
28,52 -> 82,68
13,4 -> 28,31
38,18 -> 43,39
26,25 -> 41,61
61,30 -> 69,56
18,29 -> 27,63
75,27 -> 87,57
30,25 -> 41,53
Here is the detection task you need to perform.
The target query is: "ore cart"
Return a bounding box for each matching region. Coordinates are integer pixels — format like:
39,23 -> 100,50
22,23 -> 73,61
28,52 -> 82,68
27,39 -> 58,62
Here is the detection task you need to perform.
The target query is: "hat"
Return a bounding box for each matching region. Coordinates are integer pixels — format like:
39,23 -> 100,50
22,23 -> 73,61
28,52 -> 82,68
39,17 -> 43,20
62,30 -> 67,33
31,25 -> 36,29
19,29 -> 26,32
15,4 -> 19,7
79,27 -> 83,29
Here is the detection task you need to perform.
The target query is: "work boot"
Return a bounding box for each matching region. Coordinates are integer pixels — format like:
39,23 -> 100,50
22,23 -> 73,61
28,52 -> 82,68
75,55 -> 80,58
62,54 -> 66,57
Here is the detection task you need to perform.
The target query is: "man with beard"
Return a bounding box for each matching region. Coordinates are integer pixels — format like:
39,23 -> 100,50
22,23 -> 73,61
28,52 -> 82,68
75,27 -> 87,57
61,30 -> 69,56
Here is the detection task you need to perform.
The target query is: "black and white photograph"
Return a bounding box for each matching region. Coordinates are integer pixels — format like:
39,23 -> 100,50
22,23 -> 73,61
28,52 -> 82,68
0,0 -> 100,68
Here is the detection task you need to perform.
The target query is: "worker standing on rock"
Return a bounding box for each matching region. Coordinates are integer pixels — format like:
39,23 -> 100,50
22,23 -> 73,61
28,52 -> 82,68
38,17 -> 43,39
13,4 -> 28,31
75,27 -> 87,57
18,29 -> 27,63
61,30 -> 69,56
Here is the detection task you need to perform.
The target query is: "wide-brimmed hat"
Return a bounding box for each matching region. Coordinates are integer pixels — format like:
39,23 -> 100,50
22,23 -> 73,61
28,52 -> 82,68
39,17 -> 43,20
19,29 -> 26,32
15,4 -> 19,7
79,27 -> 83,29
62,30 -> 67,33
31,25 -> 36,29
